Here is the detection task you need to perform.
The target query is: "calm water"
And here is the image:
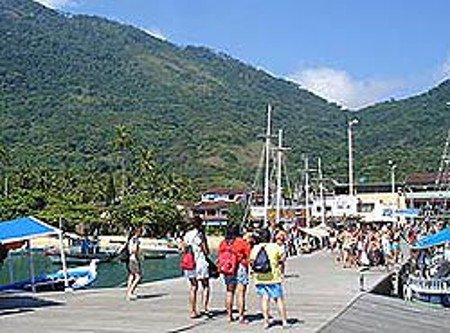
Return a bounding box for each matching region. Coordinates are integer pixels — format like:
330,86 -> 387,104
0,251 -> 183,289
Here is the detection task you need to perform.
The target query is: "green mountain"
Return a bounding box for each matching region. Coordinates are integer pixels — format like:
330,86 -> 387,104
1,0 -> 449,191
357,80 -> 450,183
0,0 -> 348,189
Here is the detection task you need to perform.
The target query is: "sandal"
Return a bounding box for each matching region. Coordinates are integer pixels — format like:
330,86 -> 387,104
190,312 -> 200,319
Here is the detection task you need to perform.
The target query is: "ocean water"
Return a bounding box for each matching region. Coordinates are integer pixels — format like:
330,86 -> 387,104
0,251 -> 183,289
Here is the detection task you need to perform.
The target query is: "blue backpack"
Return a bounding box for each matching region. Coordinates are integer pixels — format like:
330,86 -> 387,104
252,246 -> 271,273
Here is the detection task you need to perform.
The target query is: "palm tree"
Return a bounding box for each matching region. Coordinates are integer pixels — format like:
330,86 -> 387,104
113,125 -> 134,199
0,144 -> 11,197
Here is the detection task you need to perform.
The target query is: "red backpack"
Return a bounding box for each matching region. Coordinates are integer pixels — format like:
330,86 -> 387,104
217,240 -> 238,276
180,246 -> 196,271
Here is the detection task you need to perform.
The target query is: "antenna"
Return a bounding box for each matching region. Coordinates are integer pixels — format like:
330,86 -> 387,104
435,129 -> 450,189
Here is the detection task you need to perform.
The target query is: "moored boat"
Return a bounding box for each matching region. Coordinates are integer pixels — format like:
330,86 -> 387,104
407,276 -> 450,307
0,259 -> 98,292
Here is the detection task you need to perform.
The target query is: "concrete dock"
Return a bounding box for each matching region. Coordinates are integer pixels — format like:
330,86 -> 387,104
0,251 -> 387,332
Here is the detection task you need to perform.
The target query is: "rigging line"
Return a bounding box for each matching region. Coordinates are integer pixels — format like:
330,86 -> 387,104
243,142 -> 266,227
251,144 -> 266,192
432,129 -> 450,215
282,156 -> 292,199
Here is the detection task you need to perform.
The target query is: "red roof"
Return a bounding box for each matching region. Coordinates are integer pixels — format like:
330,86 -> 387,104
406,172 -> 450,185
194,200 -> 231,210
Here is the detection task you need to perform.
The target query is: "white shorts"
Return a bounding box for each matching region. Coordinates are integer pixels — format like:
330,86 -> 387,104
184,258 -> 209,280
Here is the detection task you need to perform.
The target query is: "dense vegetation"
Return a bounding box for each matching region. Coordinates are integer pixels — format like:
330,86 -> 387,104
357,80 -> 450,183
0,0 -> 449,230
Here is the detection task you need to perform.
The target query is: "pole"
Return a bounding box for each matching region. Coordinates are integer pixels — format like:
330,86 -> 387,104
263,104 -> 272,228
4,176 -> 8,197
27,241 -> 36,293
59,217 -> 70,291
348,122 -> 354,196
318,157 -> 326,226
348,119 -> 358,196
305,155 -> 310,228
391,165 -> 396,194
7,250 -> 14,284
276,129 -> 283,225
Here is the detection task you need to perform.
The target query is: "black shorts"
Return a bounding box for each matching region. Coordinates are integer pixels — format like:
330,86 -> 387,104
128,258 -> 142,275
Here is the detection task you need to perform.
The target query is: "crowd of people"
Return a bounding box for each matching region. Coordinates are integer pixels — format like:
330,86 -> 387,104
122,215 -> 449,328
323,218 -> 450,283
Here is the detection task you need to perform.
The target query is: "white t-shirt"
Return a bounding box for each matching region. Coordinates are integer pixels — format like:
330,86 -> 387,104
128,236 -> 140,261
183,229 -> 206,263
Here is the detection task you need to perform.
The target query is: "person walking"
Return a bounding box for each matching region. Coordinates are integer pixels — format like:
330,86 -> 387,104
181,216 -> 210,319
126,226 -> 143,300
250,229 -> 289,330
217,225 -> 251,324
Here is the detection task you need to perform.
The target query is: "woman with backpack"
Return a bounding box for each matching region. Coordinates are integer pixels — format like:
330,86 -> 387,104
180,216 -> 210,319
217,225 -> 251,324
250,228 -> 289,330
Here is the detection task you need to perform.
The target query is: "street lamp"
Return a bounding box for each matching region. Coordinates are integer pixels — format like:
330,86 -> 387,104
348,119 -> 359,196
388,160 -> 397,193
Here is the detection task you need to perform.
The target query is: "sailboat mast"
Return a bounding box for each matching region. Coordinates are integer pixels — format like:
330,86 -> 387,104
263,104 -> 272,227
276,129 -> 283,225
318,157 -> 326,226
304,155 -> 310,227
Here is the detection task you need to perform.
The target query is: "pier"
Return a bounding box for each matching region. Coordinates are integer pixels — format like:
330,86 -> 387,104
0,251 -> 392,332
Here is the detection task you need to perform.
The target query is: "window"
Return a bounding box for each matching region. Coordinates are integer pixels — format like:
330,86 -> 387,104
357,203 -> 375,213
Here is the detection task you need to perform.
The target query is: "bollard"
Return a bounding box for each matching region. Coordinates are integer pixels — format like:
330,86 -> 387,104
359,272 -> 365,291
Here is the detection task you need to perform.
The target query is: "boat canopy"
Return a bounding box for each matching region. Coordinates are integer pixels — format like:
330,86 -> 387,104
300,226 -> 330,239
0,216 -> 61,244
413,228 -> 450,249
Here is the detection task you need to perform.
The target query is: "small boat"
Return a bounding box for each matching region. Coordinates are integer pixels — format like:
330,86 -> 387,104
141,240 -> 179,255
0,260 -> 98,292
406,276 -> 450,307
143,253 -> 167,260
46,250 -> 115,265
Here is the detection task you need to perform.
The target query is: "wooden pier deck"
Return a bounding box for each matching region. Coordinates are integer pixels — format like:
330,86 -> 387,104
0,251 -> 387,332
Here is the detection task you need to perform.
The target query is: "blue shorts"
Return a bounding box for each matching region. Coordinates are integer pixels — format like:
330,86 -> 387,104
256,283 -> 284,299
223,263 -> 249,286
391,244 -> 400,251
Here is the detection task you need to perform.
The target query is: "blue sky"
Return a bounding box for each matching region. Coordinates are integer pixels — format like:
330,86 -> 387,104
35,0 -> 450,109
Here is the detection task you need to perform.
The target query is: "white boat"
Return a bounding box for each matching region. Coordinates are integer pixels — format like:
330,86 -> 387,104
0,260 -> 98,292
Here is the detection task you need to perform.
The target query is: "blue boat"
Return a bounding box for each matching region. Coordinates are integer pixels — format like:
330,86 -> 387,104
1,216 -> 97,292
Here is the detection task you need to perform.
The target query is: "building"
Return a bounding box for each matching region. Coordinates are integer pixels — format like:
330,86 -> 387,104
193,188 -> 246,227
404,172 -> 450,218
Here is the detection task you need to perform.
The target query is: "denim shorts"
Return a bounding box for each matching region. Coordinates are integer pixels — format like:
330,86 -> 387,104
256,283 -> 284,299
223,263 -> 249,286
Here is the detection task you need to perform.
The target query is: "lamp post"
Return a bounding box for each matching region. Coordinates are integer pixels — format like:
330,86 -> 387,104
388,160 -> 397,194
348,119 -> 359,196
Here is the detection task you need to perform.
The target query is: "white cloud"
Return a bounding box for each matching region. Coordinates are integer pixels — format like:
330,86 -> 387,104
438,58 -> 450,82
140,27 -> 167,41
289,66 -> 403,110
34,0 -> 79,9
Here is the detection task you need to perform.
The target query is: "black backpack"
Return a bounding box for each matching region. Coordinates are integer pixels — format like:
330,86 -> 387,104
252,246 -> 271,273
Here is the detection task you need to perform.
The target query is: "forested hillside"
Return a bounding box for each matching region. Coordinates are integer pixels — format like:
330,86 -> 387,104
357,80 -> 450,183
0,0 -> 347,192
0,0 -> 449,194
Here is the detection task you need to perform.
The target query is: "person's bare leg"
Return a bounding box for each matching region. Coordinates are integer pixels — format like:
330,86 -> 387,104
189,278 -> 199,318
226,284 -> 236,322
262,294 -> 270,329
237,284 -> 248,322
276,297 -> 288,326
130,273 -> 141,295
126,273 -> 134,298
200,279 -> 210,314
